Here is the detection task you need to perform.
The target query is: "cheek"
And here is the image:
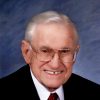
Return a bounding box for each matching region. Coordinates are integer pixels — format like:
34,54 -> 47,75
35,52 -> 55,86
65,62 -> 74,71
63,63 -> 74,82
30,58 -> 41,72
29,58 -> 45,77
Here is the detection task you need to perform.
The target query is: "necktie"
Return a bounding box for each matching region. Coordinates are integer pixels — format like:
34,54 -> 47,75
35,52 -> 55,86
48,93 -> 58,100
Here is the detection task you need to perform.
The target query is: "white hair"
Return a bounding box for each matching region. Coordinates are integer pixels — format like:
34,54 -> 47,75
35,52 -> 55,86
24,11 -> 79,44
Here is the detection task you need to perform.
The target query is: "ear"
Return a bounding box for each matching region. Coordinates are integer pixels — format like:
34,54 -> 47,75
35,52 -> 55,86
76,44 -> 80,53
21,40 -> 32,64
73,44 -> 80,63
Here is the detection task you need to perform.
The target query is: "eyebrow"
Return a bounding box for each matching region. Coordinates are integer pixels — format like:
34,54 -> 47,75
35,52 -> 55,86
39,46 -> 72,50
39,46 -> 51,50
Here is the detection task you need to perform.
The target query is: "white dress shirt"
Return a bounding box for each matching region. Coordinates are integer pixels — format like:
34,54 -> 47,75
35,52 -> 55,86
30,70 -> 64,100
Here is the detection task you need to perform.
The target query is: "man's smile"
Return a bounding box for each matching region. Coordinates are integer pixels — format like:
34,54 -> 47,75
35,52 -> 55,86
44,70 -> 63,75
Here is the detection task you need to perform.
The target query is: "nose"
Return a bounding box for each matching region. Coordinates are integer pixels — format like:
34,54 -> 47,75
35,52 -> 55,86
48,53 -> 61,69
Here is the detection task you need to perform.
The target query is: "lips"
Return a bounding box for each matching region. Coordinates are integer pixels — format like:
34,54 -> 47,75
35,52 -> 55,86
44,70 -> 63,75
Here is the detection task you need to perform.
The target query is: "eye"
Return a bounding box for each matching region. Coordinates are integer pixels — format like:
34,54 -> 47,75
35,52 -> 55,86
39,48 -> 52,54
60,49 -> 71,54
39,47 -> 52,54
41,49 -> 49,53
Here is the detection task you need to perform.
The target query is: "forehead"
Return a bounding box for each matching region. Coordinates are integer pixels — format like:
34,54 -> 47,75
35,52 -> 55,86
32,23 -> 76,49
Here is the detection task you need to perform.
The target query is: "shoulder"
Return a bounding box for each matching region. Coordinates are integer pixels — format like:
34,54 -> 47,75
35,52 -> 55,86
0,64 -> 36,99
1,65 -> 29,80
63,73 -> 100,99
64,73 -> 100,89
0,64 -> 30,81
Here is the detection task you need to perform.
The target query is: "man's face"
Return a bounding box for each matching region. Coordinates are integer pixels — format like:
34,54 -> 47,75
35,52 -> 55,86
22,23 -> 79,91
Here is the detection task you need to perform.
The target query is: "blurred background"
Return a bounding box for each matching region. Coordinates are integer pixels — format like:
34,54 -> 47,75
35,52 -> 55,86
0,0 -> 100,85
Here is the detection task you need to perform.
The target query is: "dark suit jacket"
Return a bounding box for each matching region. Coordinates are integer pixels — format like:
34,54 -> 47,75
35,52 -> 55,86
0,64 -> 100,100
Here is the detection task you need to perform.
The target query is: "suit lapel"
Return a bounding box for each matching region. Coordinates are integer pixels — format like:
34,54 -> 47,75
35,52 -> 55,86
18,65 -> 40,99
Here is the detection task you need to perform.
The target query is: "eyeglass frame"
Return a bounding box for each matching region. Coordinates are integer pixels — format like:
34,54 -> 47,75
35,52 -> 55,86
29,43 -> 78,63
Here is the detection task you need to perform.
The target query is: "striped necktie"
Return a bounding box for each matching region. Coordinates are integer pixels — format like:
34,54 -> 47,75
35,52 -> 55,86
48,93 -> 58,100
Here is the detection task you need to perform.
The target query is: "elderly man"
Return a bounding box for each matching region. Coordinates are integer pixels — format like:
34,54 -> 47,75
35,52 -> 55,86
0,11 -> 100,100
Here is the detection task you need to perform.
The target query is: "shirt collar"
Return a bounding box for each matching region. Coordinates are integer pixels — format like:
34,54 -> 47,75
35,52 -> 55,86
30,70 -> 64,100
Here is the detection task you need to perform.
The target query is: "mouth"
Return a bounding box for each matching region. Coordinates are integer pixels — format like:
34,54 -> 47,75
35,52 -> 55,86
44,70 -> 63,75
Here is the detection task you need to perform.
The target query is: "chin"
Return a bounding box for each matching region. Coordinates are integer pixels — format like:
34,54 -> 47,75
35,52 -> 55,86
44,82 -> 63,91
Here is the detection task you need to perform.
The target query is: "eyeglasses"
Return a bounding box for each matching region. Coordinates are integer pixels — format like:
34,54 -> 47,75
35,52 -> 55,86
30,45 -> 77,63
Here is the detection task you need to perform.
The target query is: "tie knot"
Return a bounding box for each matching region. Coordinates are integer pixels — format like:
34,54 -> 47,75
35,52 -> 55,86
48,93 -> 58,100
